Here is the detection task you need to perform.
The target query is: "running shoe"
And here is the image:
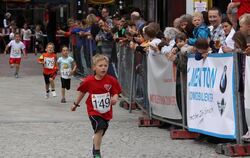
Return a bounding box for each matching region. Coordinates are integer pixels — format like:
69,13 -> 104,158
51,91 -> 57,97
93,154 -> 101,158
45,92 -> 49,99
15,73 -> 19,78
61,98 -> 66,103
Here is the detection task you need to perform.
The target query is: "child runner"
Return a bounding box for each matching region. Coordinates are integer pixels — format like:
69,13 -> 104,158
71,54 -> 121,158
57,46 -> 76,103
4,33 -> 26,78
38,42 -> 57,98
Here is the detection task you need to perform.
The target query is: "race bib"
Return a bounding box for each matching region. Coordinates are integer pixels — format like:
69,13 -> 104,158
12,49 -> 21,57
91,92 -> 111,113
44,57 -> 55,69
61,68 -> 71,79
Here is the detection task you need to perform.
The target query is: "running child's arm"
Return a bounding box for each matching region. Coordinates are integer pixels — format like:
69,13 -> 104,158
111,94 -> 119,105
37,54 -> 45,64
71,91 -> 85,111
70,61 -> 77,76
4,44 -> 10,55
22,48 -> 27,58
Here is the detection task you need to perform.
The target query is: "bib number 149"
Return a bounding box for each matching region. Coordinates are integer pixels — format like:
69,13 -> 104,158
91,93 -> 111,113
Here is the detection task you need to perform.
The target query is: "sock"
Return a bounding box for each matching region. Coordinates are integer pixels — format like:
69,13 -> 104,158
46,90 -> 50,93
92,145 -> 100,155
51,89 -> 55,92
93,149 -> 100,155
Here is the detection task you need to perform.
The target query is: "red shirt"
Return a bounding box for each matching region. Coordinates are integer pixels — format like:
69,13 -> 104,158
77,75 -> 122,120
38,52 -> 57,75
233,0 -> 250,19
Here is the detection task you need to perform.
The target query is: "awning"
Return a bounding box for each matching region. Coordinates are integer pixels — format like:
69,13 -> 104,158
88,0 -> 115,4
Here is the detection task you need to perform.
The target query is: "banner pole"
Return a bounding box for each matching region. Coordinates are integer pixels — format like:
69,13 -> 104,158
180,72 -> 187,129
129,47 -> 135,113
234,53 -> 243,144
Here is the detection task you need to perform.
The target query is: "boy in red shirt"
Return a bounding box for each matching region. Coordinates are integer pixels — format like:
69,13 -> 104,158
71,54 -> 121,158
38,42 -> 57,98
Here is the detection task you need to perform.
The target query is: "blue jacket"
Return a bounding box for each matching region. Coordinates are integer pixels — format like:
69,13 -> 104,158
188,23 -> 210,46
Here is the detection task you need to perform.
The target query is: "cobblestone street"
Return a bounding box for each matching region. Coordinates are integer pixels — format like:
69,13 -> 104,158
0,54 -> 227,158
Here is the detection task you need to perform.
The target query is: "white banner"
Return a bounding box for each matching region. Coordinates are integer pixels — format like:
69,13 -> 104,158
147,53 -> 182,119
187,54 -> 236,139
245,56 -> 250,125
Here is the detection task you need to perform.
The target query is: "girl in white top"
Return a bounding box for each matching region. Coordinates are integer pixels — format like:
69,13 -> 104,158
21,23 -> 32,54
57,46 -> 76,103
219,17 -> 236,53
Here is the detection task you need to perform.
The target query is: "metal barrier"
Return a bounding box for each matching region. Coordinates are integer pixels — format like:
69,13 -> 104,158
117,44 -> 135,112
133,51 -> 150,114
116,43 -> 250,156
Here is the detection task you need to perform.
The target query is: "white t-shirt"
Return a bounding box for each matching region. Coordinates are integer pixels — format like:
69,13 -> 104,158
57,56 -> 74,79
7,40 -> 25,58
218,28 -> 235,53
149,38 -> 161,54
21,29 -> 32,41
161,39 -> 175,54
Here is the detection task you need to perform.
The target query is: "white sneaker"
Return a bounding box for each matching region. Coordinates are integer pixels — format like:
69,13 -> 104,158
51,91 -> 57,97
45,92 -> 49,99
242,131 -> 250,142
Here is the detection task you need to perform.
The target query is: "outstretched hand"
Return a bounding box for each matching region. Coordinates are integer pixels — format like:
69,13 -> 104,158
244,44 -> 250,56
71,105 -> 77,111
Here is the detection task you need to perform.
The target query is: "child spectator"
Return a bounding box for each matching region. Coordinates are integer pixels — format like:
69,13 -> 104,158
194,38 -> 210,60
34,25 -> 44,55
37,42 -> 57,98
4,33 -> 26,78
9,27 -> 16,40
71,54 -> 121,158
166,32 -> 193,118
21,23 -> 32,54
57,46 -> 76,103
188,12 -> 210,46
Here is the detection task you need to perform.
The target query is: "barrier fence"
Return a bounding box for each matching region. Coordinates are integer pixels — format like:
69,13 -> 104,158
116,44 -> 250,157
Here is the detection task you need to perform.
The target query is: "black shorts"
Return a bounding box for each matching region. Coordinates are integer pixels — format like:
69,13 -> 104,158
61,77 -> 71,90
89,115 -> 109,135
43,73 -> 56,85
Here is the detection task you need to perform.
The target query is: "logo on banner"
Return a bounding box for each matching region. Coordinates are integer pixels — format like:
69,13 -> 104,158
217,98 -> 227,115
220,66 -> 227,93
217,65 -> 227,116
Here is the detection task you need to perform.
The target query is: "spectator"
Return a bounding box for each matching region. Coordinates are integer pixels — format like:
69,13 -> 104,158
101,7 -> 113,28
45,4 -> 57,44
34,25 -> 44,55
166,32 -> 193,119
21,23 -> 32,54
219,17 -> 236,53
208,7 -> 226,53
194,38 -> 210,60
3,12 -> 11,29
178,14 -> 194,38
227,0 -> 250,21
188,12 -> 210,46
130,11 -> 145,31
239,13 -> 250,56
232,31 -> 249,140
